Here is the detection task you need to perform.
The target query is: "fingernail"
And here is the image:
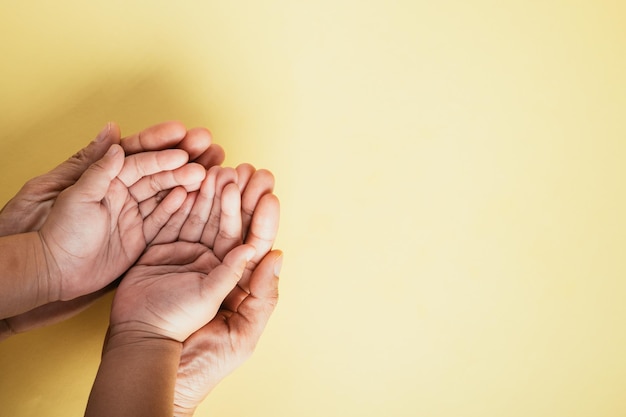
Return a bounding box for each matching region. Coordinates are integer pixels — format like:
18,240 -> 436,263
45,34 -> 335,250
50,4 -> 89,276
274,254 -> 283,276
94,123 -> 111,143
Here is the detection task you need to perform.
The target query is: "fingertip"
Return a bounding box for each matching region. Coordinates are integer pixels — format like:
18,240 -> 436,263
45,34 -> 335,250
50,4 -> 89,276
215,167 -> 239,195
223,181 -> 241,197
258,193 -> 281,216
106,122 -> 122,145
168,148 -> 191,166
167,186 -> 189,207
236,163 -> 256,192
160,120 -> 188,140
71,143 -> 123,202
221,182 -> 242,215
255,169 -> 276,189
245,244 -> 257,262
180,163 -> 208,190
105,143 -> 123,157
193,143 -> 225,169
181,127 -> 212,151
94,123 -> 111,143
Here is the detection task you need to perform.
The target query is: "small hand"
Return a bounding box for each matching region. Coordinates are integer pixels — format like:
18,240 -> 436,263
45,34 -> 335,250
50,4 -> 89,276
109,173 -> 255,342
170,165 -> 281,415
100,165 -> 281,414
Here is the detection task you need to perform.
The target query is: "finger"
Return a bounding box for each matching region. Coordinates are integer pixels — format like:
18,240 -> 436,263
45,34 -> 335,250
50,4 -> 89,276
120,121 -> 187,155
240,169 -> 275,240
117,149 -> 190,187
151,192 -> 198,245
179,167 -> 218,242
245,192 -> 280,260
177,127 -> 212,161
202,244 -> 256,311
46,123 -> 121,189
68,144 -> 125,203
235,163 -> 256,193
194,143 -> 225,169
200,167 -> 238,248
213,183 -> 243,260
222,250 -> 282,339
137,190 -> 170,219
137,240 -> 207,267
129,163 -> 207,203
142,186 -> 188,243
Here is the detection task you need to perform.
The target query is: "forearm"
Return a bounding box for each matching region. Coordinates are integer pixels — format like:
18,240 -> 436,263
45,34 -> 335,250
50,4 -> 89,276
0,232 -> 51,318
85,326 -> 182,417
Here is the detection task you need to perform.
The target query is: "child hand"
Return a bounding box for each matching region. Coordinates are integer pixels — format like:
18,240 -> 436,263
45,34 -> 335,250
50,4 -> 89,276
172,165 -> 281,415
109,172 -> 255,342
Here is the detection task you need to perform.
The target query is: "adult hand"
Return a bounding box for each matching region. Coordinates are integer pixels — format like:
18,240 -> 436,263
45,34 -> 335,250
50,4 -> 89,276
170,165 -> 281,415
0,122 -> 224,339
0,121 -> 223,236
86,171 -> 259,417
101,164 -> 281,414
173,249 -> 282,417
37,144 -> 207,303
108,168 -> 253,341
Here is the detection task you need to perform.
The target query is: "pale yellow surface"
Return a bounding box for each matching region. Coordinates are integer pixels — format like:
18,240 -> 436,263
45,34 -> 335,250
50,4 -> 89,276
1,1 -> 625,416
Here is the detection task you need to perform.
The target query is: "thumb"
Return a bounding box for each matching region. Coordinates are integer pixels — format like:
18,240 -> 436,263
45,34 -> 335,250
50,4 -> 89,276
47,123 -> 122,188
203,245 -> 257,308
69,144 -> 125,203
229,250 -> 281,337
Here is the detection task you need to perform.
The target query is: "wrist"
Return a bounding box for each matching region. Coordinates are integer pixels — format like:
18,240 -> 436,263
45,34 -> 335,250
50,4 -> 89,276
87,323 -> 183,417
103,322 -> 183,356
0,232 -> 55,317
35,230 -> 62,302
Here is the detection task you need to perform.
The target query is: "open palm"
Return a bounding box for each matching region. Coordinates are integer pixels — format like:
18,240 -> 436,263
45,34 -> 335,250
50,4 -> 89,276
111,240 -> 255,343
38,145 -> 205,302
0,122 -> 224,338
170,165 -> 281,416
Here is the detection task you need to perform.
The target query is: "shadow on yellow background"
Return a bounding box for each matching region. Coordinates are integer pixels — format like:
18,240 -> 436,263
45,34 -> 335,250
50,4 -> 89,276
1,1 -> 626,416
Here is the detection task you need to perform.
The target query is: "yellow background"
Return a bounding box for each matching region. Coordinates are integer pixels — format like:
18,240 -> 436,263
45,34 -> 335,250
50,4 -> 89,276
1,1 -> 625,416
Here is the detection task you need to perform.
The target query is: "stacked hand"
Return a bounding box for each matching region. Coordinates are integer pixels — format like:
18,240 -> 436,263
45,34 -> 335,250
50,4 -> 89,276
0,122 -> 224,336
0,121 -> 281,416
104,164 -> 281,415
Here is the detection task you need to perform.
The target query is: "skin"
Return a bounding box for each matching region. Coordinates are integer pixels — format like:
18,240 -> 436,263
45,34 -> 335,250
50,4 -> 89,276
0,122 -> 224,235
0,144 -> 206,319
161,166 -> 282,416
90,166 -> 281,416
0,122 -> 224,339
1,122 -> 283,415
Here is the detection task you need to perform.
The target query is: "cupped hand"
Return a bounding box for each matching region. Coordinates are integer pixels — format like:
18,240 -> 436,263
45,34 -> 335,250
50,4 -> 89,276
0,122 -> 224,338
0,121 -> 223,236
38,144 -> 206,302
170,165 -> 281,415
109,173 -> 255,342
173,249 -> 282,417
